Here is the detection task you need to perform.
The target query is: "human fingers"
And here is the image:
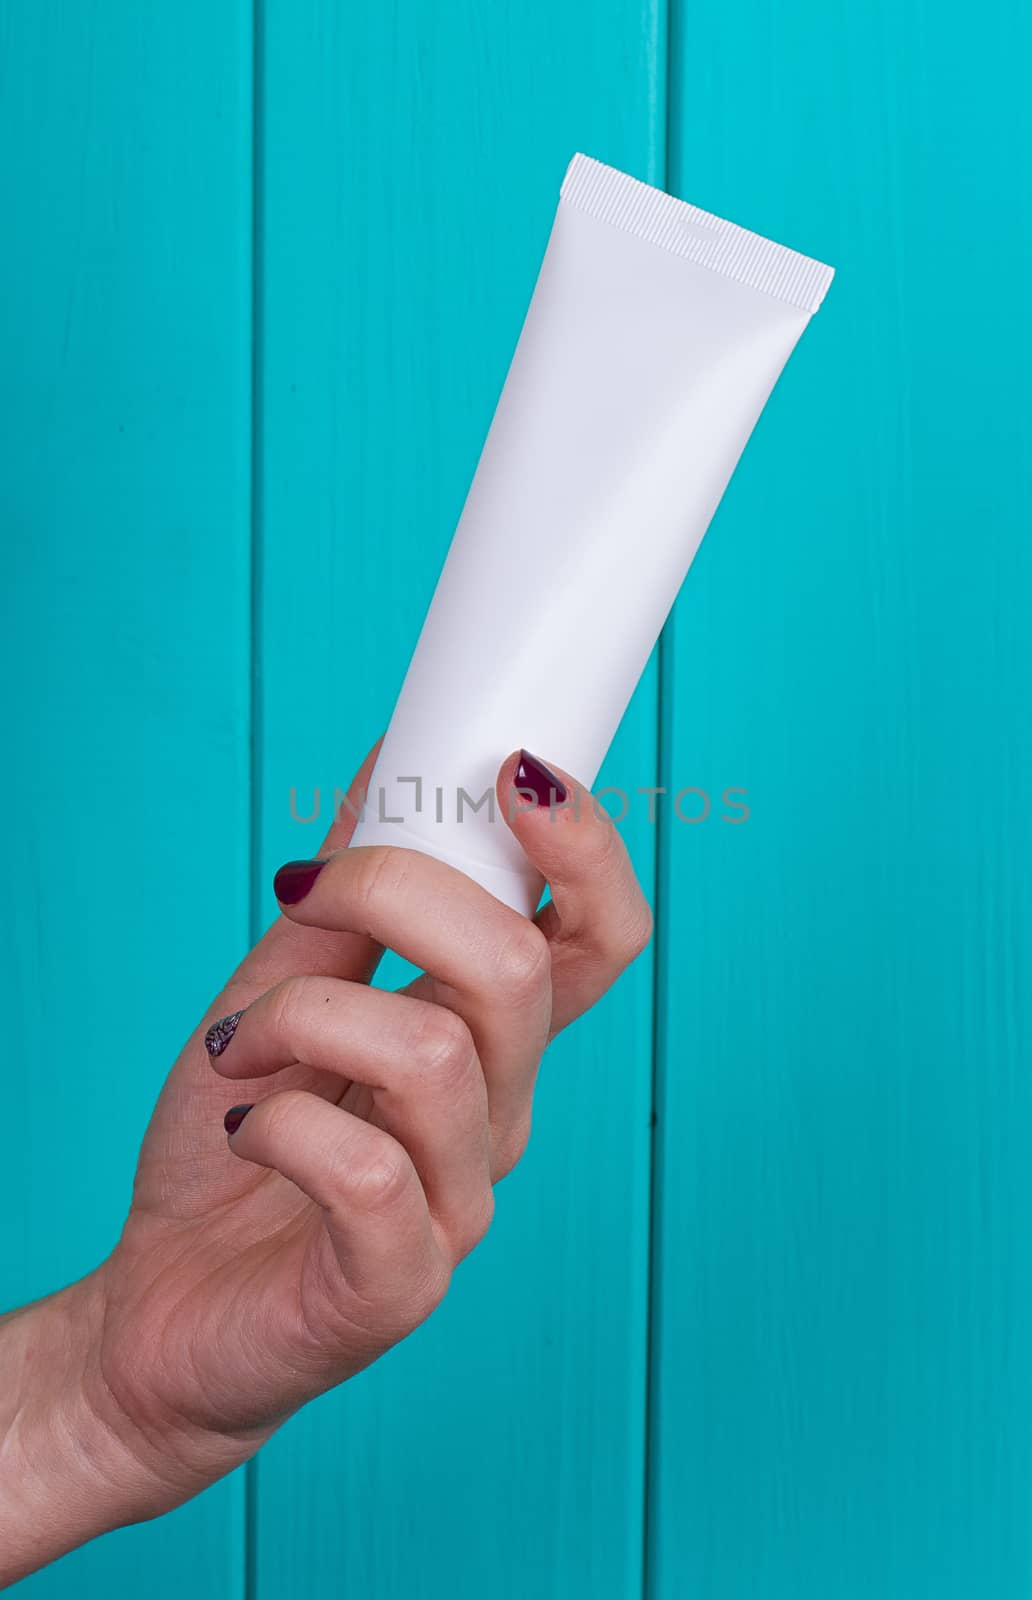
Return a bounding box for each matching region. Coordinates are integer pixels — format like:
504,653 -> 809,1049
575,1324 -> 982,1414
209,978 -> 493,1261
223,1090 -> 448,1336
270,846 -> 552,1174
498,749 -> 652,1036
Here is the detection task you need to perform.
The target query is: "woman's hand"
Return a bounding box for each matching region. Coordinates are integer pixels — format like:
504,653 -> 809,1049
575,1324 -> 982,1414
0,747 -> 651,1583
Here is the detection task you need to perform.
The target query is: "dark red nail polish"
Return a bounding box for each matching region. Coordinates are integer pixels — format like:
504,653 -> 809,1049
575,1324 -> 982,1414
205,1010 -> 243,1058
514,749 -> 567,808
273,858 -> 326,905
224,1104 -> 253,1136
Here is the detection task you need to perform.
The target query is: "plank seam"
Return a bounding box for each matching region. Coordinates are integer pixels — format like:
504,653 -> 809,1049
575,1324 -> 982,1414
642,3 -> 675,1597
245,0 -> 266,1594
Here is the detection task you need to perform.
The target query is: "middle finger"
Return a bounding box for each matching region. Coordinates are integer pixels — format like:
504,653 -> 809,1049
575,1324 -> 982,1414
209,975 -> 494,1258
273,846 -> 552,1165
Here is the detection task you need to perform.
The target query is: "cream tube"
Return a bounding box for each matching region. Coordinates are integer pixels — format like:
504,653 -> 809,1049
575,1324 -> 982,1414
350,154 -> 834,913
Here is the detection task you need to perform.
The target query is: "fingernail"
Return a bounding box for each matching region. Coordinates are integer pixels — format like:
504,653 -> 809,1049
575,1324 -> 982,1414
514,749 -> 567,808
205,1010 -> 243,1058
273,858 -> 326,905
224,1104 -> 253,1136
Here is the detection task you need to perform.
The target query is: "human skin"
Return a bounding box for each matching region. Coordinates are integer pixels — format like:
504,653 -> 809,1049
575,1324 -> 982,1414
0,746 -> 651,1584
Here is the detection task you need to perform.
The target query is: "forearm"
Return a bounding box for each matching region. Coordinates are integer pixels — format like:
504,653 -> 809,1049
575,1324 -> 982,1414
0,1272 -> 157,1585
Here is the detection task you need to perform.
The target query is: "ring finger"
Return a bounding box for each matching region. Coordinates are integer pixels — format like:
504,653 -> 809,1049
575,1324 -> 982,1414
208,975 -> 494,1261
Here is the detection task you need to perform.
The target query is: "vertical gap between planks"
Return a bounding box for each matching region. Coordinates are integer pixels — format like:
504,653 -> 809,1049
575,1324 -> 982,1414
244,0 -> 266,1594
643,616 -> 673,1600
643,4 -> 678,1593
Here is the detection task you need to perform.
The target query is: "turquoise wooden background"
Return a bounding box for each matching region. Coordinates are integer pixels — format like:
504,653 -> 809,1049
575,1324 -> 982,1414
2,0 -> 1030,1595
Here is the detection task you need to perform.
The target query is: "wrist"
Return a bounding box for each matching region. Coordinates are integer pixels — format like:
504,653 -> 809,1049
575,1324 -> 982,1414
0,1269 -> 172,1583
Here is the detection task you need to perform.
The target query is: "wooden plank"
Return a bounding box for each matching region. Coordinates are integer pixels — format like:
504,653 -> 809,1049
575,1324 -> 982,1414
0,1 -> 253,1592
651,0 -> 1032,1594
253,2 -> 664,1594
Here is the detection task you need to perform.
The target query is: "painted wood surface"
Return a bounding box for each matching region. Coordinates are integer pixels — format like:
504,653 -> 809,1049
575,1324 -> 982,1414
2,0 -> 1031,1596
651,0 -> 1032,1595
0,0 -> 253,1593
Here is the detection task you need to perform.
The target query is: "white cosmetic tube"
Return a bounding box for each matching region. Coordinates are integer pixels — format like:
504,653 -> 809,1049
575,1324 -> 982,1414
350,154 -> 834,914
